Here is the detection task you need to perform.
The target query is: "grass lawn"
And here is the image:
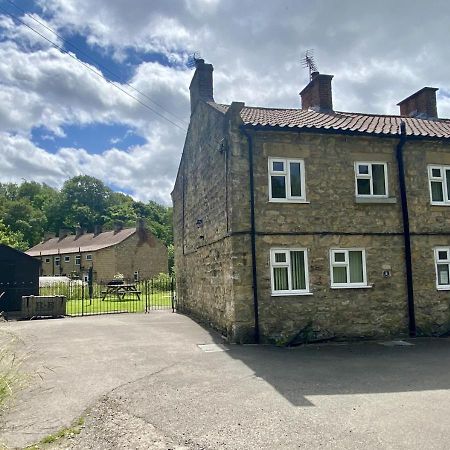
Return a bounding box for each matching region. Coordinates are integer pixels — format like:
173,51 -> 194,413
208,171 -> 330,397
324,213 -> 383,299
65,292 -> 173,315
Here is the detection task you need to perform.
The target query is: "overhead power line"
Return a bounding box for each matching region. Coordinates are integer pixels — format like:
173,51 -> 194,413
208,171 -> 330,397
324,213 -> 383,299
0,4 -> 188,132
6,0 -> 189,128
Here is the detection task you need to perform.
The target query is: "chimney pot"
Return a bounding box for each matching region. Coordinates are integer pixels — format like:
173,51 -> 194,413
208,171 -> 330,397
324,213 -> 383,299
58,228 -> 70,240
136,218 -> 146,232
189,59 -> 214,115
94,224 -> 103,236
300,73 -> 334,113
75,226 -> 84,239
114,222 -> 124,233
397,87 -> 438,119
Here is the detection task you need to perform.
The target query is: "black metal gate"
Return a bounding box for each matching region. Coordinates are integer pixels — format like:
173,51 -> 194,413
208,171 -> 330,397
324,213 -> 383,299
39,275 -> 176,316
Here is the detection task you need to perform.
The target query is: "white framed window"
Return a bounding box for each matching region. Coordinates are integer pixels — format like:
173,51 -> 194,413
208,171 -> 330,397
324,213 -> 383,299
134,271 -> 139,282
54,256 -> 60,267
355,162 -> 388,197
270,248 -> 310,295
330,249 -> 368,288
45,258 -> 50,263
428,165 -> 450,205
86,254 -> 92,261
268,157 -> 306,202
434,247 -> 450,290
64,256 -> 70,263
75,255 -> 81,266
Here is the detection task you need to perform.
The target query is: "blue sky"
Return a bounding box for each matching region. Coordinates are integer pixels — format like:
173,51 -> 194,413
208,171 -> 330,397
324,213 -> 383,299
0,0 -> 450,203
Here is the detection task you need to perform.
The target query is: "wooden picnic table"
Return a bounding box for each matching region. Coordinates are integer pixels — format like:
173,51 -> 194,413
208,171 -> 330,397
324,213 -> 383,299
101,284 -> 141,301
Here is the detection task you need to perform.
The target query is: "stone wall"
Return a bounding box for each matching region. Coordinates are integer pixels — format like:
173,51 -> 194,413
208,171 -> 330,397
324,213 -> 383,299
173,101 -> 239,337
174,97 -> 450,344
38,231 -> 168,283
114,231 -> 168,281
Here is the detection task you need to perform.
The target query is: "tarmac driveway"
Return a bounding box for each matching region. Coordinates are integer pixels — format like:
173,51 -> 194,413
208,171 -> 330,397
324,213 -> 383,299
1,313 -> 450,449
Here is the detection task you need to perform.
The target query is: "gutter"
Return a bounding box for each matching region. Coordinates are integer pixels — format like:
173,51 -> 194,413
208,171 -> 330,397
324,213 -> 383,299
241,128 -> 260,344
396,121 -> 417,337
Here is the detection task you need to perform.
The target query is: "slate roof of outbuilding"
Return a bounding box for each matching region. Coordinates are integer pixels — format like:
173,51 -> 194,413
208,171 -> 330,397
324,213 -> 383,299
26,228 -> 136,257
209,103 -> 450,139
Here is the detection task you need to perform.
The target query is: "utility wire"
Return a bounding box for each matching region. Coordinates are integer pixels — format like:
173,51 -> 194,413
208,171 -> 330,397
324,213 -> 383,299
0,4 -> 188,132
5,0 -> 189,128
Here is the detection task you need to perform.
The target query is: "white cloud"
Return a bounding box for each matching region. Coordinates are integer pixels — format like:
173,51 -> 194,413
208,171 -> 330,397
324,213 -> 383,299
2,0 -> 450,203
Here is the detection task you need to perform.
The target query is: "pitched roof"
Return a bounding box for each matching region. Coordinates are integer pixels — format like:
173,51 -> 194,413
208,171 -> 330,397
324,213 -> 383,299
209,103 -> 450,139
26,228 -> 136,257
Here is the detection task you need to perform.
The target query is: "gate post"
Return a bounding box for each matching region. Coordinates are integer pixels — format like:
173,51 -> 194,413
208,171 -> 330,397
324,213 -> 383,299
171,276 -> 175,313
145,280 -> 148,313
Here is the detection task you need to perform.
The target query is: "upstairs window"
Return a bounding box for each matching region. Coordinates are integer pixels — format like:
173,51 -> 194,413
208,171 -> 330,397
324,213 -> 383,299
428,165 -> 450,205
355,162 -> 388,197
86,254 -> 92,261
435,248 -> 450,289
64,256 -> 70,263
330,249 -> 367,288
75,255 -> 81,266
54,256 -> 60,267
268,158 -> 306,202
270,248 -> 310,295
45,258 -> 50,263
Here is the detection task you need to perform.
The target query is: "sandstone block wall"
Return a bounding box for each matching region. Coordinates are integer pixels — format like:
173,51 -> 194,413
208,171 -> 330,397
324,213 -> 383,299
174,99 -> 450,344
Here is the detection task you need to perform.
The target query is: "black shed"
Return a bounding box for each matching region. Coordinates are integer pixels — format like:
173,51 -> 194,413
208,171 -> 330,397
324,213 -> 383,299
0,244 -> 40,313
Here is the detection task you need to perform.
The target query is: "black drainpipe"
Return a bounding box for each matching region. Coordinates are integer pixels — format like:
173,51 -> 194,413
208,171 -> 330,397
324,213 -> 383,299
242,128 -> 260,344
396,121 -> 416,337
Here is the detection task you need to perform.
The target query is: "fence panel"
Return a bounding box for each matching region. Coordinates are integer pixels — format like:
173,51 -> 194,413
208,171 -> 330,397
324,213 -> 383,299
38,276 -> 175,316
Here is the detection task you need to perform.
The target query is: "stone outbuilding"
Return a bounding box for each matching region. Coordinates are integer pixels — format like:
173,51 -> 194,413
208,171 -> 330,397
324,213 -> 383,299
27,220 -> 168,283
172,59 -> 450,344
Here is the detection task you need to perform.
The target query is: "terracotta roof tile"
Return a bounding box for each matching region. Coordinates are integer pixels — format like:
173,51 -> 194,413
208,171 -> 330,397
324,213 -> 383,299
209,102 -> 450,139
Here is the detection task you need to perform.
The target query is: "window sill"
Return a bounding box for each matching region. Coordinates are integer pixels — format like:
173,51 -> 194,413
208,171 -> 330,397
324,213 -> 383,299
271,292 -> 313,297
330,284 -> 373,289
430,203 -> 450,207
269,199 -> 310,204
355,197 -> 397,204
436,286 -> 450,291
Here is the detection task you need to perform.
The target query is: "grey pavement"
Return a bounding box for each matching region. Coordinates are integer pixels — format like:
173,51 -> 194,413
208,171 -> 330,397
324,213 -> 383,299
1,313 -> 450,449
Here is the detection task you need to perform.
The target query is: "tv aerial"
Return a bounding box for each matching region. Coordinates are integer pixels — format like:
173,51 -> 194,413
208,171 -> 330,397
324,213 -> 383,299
301,49 -> 318,80
187,52 -> 203,69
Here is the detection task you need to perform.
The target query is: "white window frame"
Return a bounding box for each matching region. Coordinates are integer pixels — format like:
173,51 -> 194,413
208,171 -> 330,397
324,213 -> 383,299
330,248 -> 368,289
85,254 -> 92,261
45,258 -> 50,263
64,255 -> 70,263
75,255 -> 81,266
434,247 -> 450,290
428,165 -> 450,206
268,157 -> 307,203
354,162 -> 388,198
54,256 -> 60,267
270,248 -> 311,296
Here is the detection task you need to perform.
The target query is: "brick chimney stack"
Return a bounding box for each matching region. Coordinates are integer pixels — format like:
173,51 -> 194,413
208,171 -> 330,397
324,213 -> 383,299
189,59 -> 214,115
397,87 -> 438,119
300,72 -> 334,113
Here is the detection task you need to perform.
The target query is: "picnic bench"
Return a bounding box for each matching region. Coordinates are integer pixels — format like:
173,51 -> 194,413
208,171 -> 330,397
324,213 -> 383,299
100,284 -> 141,301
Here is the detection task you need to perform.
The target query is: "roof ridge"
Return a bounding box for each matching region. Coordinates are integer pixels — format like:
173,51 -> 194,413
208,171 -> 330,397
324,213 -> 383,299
214,102 -> 450,122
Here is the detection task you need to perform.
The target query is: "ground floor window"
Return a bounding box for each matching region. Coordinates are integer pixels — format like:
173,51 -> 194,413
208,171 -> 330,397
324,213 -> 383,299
270,248 -> 310,295
435,247 -> 450,289
330,249 -> 367,288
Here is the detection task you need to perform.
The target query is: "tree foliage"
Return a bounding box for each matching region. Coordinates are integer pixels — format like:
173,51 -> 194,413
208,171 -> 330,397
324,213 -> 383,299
0,178 -> 173,267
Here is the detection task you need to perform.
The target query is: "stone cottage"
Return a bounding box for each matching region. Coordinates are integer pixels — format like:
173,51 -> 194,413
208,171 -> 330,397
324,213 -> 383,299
172,59 -> 450,344
27,220 -> 168,283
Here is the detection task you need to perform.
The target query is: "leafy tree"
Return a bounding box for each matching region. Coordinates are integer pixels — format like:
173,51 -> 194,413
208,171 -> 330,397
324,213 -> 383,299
0,220 -> 27,251
60,176 -> 113,229
0,176 -> 174,270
